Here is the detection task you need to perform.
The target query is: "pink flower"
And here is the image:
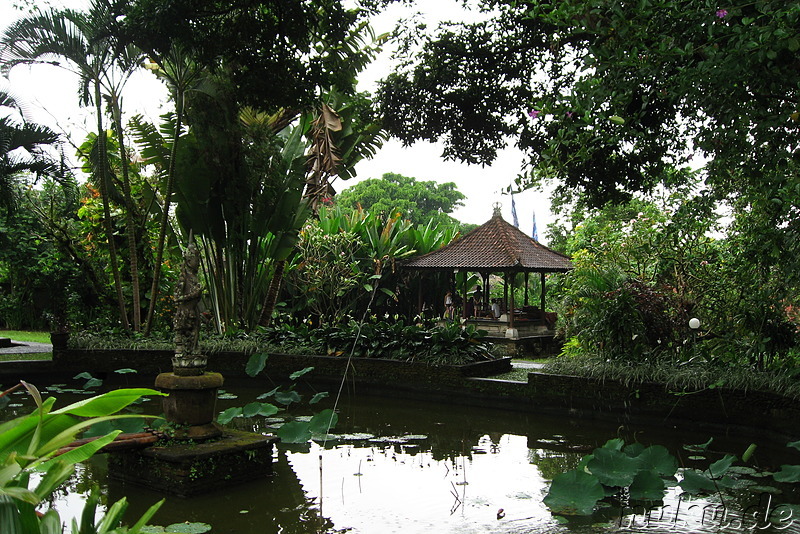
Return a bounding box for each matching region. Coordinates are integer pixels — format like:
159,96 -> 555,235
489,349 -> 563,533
566,111 -> 573,118
716,9 -> 728,17
528,109 -> 540,119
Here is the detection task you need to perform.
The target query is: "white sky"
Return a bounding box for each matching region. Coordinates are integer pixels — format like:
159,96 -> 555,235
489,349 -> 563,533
1,0 -> 553,240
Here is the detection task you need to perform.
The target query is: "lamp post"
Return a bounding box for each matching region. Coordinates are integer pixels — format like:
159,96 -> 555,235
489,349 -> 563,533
689,317 -> 701,358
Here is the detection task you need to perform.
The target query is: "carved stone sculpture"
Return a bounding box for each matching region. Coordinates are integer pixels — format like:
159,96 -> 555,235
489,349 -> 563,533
172,242 -> 206,375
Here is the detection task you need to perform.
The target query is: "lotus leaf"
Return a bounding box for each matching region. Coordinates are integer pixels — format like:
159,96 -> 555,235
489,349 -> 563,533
587,447 -> 640,487
543,469 -> 604,516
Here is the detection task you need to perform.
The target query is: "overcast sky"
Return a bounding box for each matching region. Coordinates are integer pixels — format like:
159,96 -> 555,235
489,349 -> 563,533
1,0 -> 553,240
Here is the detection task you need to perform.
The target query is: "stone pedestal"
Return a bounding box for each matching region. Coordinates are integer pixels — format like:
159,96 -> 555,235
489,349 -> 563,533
108,430 -> 279,497
155,371 -> 224,440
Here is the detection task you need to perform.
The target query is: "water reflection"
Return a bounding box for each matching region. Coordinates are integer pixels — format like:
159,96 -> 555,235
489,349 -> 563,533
8,385 -> 800,533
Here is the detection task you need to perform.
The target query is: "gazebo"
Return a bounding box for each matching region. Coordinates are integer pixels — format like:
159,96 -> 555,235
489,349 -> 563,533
402,204 -> 573,339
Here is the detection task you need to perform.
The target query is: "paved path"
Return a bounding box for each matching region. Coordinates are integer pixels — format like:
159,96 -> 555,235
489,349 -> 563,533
511,359 -> 545,369
0,340 -> 53,354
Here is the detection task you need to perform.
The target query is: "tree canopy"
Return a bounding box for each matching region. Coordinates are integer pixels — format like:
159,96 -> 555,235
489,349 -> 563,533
378,0 -> 800,207
335,172 -> 465,227
118,0 -> 374,111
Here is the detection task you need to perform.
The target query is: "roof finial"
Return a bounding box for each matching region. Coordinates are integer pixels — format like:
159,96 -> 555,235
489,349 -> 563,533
492,202 -> 502,217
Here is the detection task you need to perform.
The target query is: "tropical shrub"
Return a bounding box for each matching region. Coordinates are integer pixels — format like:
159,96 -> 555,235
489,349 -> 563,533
0,383 -> 166,532
314,318 -> 494,365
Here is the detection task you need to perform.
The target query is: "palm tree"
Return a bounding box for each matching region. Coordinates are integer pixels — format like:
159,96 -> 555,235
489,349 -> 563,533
138,46 -> 205,335
1,0 -> 144,330
0,89 -> 59,215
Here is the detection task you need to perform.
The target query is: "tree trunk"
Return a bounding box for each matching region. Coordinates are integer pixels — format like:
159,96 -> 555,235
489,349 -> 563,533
144,96 -> 184,335
95,81 -> 129,331
259,259 -> 285,326
111,96 -> 141,330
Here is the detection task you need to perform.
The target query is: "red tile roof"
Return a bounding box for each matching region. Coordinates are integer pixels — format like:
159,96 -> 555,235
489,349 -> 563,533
403,211 -> 572,272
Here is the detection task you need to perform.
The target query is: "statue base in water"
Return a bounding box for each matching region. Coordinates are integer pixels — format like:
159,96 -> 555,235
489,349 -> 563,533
155,371 -> 224,440
108,430 -> 279,497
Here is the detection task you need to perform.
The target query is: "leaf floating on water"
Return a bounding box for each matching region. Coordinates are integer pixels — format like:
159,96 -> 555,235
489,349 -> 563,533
773,465 -> 800,483
749,485 -> 781,494
727,466 -> 758,476
683,438 -> 713,452
329,433 -> 375,441
165,522 -> 212,533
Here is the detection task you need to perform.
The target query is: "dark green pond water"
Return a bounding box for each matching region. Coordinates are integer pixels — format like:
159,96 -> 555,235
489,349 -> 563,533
5,379 -> 800,533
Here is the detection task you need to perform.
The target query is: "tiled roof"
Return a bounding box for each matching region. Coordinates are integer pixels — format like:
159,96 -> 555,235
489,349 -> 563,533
403,212 -> 573,272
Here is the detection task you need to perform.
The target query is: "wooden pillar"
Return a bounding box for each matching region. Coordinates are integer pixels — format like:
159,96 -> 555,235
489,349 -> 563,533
417,274 -> 423,316
503,272 -> 509,317
540,272 -> 546,311
524,272 -> 529,306
508,272 -> 515,330
461,271 -> 468,319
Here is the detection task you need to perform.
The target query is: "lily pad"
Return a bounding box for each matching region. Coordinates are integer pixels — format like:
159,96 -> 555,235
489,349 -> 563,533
727,466 -> 759,476
257,387 -> 279,400
330,433 -> 375,441
707,454 -> 736,478
683,438 -> 713,452
289,367 -> 314,380
242,402 -> 262,418
679,469 -> 716,494
274,390 -> 302,405
750,485 -> 781,494
773,465 -> 800,483
277,420 -> 313,443
309,409 -> 338,436
629,469 -> 666,501
165,522 -> 212,533
245,352 -> 269,377
217,407 -> 243,424
587,447 -> 640,487
310,392 -> 329,404
543,469 -> 604,516
636,445 -> 678,477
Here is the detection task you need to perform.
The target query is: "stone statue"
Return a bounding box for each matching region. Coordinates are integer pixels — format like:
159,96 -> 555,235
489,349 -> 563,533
172,241 -> 205,374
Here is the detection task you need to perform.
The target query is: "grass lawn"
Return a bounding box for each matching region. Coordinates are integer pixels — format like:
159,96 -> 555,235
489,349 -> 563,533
0,330 -> 51,343
0,353 -> 52,362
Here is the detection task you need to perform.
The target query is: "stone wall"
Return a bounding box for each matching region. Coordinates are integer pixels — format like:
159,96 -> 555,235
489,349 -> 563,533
48,348 -> 511,388
4,349 -> 798,442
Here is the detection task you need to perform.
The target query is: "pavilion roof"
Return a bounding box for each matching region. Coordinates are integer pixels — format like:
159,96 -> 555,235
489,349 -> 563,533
403,209 -> 573,273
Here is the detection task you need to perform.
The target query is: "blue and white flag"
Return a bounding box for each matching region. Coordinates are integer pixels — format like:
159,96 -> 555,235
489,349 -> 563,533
511,194 -> 519,228
532,210 -> 538,241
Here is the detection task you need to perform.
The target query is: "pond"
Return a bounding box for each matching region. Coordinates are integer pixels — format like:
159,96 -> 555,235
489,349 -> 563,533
6,378 -> 800,533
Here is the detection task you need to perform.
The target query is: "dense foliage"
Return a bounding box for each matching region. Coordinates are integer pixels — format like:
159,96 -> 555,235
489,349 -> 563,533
379,0 -> 800,205
551,196 -> 800,370
335,172 -> 466,228
284,204 -> 460,323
